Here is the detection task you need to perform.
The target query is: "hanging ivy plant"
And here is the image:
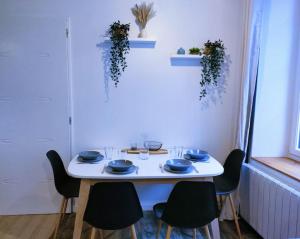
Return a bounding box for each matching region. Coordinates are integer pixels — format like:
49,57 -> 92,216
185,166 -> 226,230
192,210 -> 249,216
200,40 -> 226,100
107,21 -> 130,87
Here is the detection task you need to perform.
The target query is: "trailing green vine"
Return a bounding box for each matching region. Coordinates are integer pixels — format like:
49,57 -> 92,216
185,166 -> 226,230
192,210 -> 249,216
107,21 -> 130,87
200,40 -> 225,100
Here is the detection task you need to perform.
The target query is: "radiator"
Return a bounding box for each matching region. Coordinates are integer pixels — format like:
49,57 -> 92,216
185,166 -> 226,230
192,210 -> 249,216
240,163 -> 300,239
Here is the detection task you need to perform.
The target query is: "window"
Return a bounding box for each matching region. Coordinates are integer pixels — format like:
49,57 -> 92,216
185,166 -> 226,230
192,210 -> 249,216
289,78 -> 300,160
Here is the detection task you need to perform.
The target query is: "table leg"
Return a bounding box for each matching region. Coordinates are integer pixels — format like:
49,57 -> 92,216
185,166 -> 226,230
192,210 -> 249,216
210,218 -> 220,239
73,179 -> 91,239
205,177 -> 221,239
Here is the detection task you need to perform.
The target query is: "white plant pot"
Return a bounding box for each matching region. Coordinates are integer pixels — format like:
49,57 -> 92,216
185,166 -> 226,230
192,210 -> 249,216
138,28 -> 147,38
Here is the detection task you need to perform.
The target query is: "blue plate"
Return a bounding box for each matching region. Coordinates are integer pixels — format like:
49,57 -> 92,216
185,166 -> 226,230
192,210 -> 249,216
164,164 -> 193,174
77,155 -> 103,163
108,160 -> 133,172
185,149 -> 208,159
106,165 -> 136,175
184,154 -> 209,162
166,159 -> 192,171
79,151 -> 101,160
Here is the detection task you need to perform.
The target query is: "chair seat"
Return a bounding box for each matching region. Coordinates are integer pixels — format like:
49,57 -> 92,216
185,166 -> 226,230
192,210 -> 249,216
214,175 -> 236,195
153,202 -> 167,219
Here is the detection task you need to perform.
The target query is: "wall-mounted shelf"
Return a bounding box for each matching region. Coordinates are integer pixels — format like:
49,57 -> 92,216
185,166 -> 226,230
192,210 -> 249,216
103,38 -> 156,48
129,38 -> 156,44
171,54 -> 202,60
104,37 -> 156,44
170,54 -> 202,66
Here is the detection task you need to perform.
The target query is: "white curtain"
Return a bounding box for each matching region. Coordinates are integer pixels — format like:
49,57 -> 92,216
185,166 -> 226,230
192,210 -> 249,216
220,0 -> 264,220
235,1 -> 263,151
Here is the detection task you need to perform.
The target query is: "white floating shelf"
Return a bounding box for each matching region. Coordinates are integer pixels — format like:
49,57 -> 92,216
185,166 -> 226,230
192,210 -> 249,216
104,37 -> 156,44
129,38 -> 156,43
171,54 -> 202,59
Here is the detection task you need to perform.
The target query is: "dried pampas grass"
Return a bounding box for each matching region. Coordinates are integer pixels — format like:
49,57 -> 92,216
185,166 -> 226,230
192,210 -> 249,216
131,2 -> 156,29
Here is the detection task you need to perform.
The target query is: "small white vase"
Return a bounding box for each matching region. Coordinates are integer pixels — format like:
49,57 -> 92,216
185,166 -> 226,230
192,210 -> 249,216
138,28 -> 147,38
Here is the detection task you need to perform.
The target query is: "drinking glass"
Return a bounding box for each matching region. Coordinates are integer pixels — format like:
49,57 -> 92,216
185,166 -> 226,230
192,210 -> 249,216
176,146 -> 184,158
139,149 -> 149,160
114,148 -> 126,159
168,146 -> 184,159
104,147 -> 114,160
168,147 -> 176,159
119,148 -> 127,159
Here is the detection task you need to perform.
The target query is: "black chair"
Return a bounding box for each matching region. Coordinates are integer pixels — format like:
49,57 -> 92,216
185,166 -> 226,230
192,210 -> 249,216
213,149 -> 245,239
83,182 -> 143,239
153,181 -> 218,239
46,150 -> 81,239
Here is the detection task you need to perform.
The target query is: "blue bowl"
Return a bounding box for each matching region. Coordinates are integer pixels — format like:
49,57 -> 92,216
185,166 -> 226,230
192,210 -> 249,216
79,151 -> 101,160
166,159 -> 192,171
108,160 -> 133,172
144,141 -> 162,151
186,149 -> 208,159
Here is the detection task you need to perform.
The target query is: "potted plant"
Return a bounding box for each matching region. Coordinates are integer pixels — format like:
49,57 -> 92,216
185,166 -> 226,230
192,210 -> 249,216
189,47 -> 201,55
131,2 -> 156,38
107,21 -> 130,87
200,40 -> 225,100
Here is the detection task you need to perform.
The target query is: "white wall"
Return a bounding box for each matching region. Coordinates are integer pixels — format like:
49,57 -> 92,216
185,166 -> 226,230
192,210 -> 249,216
69,0 -> 244,161
0,0 -> 245,212
252,0 -> 300,157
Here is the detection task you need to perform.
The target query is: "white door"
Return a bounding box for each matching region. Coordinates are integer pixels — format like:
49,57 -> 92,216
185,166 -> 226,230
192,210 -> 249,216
0,16 -> 71,215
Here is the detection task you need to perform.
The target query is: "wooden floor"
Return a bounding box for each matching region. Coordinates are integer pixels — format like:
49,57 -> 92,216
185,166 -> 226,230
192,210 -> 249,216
0,214 -> 57,239
0,213 -> 261,239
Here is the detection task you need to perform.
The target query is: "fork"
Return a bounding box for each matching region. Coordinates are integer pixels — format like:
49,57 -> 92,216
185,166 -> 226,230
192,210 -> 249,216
135,166 -> 139,175
193,166 -> 199,173
101,163 -> 107,174
159,163 -> 164,173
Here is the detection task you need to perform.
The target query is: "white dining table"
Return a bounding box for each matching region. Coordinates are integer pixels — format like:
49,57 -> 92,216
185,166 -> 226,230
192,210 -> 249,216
68,150 -> 224,239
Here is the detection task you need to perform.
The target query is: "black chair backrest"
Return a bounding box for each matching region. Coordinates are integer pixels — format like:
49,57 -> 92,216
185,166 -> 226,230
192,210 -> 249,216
46,150 -> 70,196
84,182 -> 143,230
161,181 -> 218,228
222,149 -> 245,188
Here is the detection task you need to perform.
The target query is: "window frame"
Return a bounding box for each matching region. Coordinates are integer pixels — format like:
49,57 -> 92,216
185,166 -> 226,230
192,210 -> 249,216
288,70 -> 300,161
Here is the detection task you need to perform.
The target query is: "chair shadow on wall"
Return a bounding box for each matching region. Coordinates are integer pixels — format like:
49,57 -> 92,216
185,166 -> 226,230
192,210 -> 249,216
200,54 -> 231,110
96,40 -> 156,102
